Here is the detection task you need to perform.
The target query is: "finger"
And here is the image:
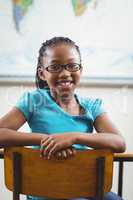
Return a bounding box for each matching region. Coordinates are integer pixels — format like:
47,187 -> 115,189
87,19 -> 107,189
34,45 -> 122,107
47,144 -> 59,159
40,136 -> 50,146
65,148 -> 73,157
71,148 -> 76,155
43,139 -> 55,157
61,150 -> 67,159
55,152 -> 62,159
40,137 -> 54,157
40,137 -> 51,154
40,137 -> 50,155
41,136 -> 55,148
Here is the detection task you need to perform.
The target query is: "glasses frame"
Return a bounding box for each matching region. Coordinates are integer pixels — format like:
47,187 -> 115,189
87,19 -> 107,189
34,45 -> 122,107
43,63 -> 82,73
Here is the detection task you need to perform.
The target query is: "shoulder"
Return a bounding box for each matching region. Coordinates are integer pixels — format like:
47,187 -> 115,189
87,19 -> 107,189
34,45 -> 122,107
84,98 -> 102,109
15,89 -> 50,121
23,88 -> 48,98
18,89 -> 49,104
77,94 -> 103,110
76,94 -> 105,121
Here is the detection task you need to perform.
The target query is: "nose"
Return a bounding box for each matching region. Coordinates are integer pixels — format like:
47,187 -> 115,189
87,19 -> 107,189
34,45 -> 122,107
58,68 -> 71,78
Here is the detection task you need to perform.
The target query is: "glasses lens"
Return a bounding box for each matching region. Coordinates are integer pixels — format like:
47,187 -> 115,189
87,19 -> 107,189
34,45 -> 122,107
47,65 -> 61,72
66,63 -> 81,72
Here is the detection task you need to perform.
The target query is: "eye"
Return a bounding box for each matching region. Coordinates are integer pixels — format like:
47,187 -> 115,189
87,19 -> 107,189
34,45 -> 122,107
47,65 -> 60,72
67,63 -> 80,71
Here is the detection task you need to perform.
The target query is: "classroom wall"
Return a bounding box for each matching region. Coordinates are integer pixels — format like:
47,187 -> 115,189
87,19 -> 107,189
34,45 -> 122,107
0,83 -> 133,200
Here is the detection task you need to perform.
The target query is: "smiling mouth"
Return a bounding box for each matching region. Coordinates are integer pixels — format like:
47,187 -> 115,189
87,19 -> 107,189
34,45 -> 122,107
56,80 -> 73,87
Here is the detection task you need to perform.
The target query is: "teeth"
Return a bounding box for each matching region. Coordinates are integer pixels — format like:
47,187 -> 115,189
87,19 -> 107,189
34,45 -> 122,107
57,81 -> 72,86
60,82 -> 71,86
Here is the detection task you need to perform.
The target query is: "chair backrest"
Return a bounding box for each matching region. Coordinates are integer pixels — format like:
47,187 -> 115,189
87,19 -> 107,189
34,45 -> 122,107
4,147 -> 113,200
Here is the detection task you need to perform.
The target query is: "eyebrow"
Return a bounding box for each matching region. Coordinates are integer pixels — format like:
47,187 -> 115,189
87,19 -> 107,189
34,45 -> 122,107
51,58 -> 77,64
50,60 -> 60,64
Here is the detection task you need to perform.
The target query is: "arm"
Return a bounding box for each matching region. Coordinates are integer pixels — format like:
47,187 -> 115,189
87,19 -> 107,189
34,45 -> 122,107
0,107 -> 48,148
0,107 -> 76,159
75,113 -> 126,153
41,113 -> 126,158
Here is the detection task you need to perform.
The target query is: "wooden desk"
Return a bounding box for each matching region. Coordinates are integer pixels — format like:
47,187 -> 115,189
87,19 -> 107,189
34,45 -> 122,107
114,153 -> 133,197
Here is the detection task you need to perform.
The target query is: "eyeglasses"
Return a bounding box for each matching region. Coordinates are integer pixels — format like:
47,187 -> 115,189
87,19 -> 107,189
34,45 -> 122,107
44,63 -> 82,73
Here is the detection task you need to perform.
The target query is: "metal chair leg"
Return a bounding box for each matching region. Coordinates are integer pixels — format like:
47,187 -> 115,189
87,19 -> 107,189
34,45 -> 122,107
118,161 -> 124,197
13,152 -> 21,200
96,157 -> 105,200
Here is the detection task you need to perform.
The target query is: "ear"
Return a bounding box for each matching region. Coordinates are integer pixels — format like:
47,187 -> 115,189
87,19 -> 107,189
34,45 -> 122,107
37,67 -> 45,81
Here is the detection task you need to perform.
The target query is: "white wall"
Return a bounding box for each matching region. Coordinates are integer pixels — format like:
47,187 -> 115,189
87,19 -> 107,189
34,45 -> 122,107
0,84 -> 133,199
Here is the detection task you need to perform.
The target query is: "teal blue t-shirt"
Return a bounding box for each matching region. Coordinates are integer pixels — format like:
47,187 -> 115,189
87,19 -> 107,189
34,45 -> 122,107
15,88 -> 105,200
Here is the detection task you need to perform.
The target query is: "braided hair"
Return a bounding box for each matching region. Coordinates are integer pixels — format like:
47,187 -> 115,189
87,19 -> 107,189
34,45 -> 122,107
35,36 -> 81,89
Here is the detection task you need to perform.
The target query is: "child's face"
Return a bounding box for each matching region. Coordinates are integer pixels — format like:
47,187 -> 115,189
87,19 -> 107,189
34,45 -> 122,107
38,44 -> 82,98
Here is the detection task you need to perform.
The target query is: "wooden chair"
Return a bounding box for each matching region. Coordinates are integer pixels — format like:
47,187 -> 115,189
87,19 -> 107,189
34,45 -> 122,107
4,147 -> 114,200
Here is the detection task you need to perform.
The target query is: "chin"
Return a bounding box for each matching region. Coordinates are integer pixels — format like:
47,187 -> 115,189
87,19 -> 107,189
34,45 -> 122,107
59,90 -> 74,99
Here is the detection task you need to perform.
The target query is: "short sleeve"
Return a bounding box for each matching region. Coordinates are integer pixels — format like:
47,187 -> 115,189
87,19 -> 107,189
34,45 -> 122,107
15,92 -> 33,121
92,99 -> 106,121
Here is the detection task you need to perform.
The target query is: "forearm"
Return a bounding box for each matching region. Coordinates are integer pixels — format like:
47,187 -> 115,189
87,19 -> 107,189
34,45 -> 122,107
74,132 -> 126,153
0,128 -> 47,148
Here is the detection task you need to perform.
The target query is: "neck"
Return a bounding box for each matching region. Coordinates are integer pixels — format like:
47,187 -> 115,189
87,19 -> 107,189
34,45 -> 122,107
50,90 -> 76,107
49,89 -> 82,116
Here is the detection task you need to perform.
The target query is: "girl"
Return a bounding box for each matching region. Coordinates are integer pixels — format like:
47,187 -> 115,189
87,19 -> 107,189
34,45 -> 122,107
0,37 -> 125,200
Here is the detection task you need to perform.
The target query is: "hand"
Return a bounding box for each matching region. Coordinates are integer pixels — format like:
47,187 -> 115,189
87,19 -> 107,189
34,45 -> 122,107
55,147 -> 76,160
40,133 -> 77,159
